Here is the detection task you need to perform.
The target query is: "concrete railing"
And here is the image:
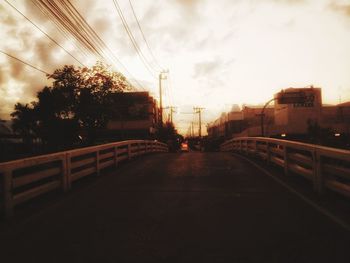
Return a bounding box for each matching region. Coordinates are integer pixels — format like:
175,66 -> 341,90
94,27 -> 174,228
0,140 -> 168,218
221,137 -> 350,198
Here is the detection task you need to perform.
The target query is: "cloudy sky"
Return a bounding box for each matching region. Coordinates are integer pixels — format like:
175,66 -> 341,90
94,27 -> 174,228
1,0 -> 350,135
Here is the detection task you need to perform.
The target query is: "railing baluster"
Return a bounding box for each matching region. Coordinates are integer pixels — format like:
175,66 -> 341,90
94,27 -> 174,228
114,146 -> 119,168
283,145 -> 289,176
0,140 -> 168,218
221,137 -> 350,198
313,150 -> 323,194
3,170 -> 14,218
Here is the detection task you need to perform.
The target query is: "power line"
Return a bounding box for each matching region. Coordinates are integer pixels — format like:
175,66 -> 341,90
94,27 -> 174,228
34,0 -> 106,59
128,0 -> 163,71
0,50 -> 50,75
30,0 -> 91,60
63,0 -> 146,90
32,0 -> 146,90
112,0 -> 158,79
4,0 -> 85,67
166,71 -> 175,108
62,0 -> 146,90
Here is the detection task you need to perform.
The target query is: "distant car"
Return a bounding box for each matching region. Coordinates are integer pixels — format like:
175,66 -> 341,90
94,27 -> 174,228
180,142 -> 189,152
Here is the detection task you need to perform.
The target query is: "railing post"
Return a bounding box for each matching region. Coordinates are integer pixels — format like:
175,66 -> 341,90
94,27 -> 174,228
313,150 -> 323,193
266,142 -> 271,164
114,146 -> 118,168
254,140 -> 258,156
127,144 -> 132,160
63,153 -> 71,191
3,170 -> 14,218
283,145 -> 289,176
96,150 -> 100,176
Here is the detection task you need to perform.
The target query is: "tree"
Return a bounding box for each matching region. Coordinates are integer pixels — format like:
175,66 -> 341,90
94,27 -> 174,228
12,62 -> 131,149
11,103 -> 37,145
307,119 -> 332,145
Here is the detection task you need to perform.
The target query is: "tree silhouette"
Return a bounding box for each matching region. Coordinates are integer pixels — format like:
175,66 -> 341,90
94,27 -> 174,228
11,62 -> 131,149
11,103 -> 37,145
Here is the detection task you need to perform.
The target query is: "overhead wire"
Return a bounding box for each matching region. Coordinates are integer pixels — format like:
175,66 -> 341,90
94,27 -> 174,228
112,0 -> 158,79
0,50 -> 50,75
62,0 -> 146,90
31,0 -> 145,90
4,0 -> 86,67
167,72 -> 175,107
32,0 -> 103,62
63,0 -> 146,90
30,0 -> 91,59
128,0 -> 163,71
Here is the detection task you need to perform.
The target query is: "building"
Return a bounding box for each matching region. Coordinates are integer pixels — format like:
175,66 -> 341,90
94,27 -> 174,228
321,101 -> 350,134
274,87 -> 322,134
207,104 -> 274,139
100,92 -> 160,140
207,86 -> 350,144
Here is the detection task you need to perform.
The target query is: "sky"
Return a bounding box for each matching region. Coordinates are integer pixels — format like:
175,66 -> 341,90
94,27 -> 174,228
1,0 -> 350,135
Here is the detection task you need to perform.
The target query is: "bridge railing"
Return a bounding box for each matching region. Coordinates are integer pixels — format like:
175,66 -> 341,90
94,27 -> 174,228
221,137 -> 350,198
0,140 -> 168,218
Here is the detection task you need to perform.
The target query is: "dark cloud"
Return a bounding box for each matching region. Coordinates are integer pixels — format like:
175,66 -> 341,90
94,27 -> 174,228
34,38 -> 55,66
193,60 -> 220,78
0,68 -> 8,87
175,0 -> 200,9
0,11 -> 16,26
193,58 -> 235,79
0,0 -> 97,119
9,59 -> 25,79
329,2 -> 350,17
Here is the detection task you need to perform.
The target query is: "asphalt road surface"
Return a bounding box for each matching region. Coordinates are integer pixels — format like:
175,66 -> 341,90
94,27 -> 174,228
1,152 -> 349,263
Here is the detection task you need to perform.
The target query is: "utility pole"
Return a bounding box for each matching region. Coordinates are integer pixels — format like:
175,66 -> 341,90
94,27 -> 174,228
158,70 -> 169,126
164,106 -> 176,124
193,107 -> 205,138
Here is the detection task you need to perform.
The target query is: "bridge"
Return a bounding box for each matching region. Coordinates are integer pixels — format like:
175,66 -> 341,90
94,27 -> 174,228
0,139 -> 350,262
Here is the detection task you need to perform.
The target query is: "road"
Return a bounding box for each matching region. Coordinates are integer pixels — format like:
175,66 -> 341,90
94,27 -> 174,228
1,152 -> 349,262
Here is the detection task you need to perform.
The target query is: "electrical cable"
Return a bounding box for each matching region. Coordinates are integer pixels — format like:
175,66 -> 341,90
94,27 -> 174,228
31,0 -> 146,90
128,0 -> 163,71
4,0 -> 86,67
0,50 -> 50,75
112,0 -> 158,79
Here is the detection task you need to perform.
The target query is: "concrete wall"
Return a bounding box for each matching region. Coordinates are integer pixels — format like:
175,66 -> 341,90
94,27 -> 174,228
274,87 -> 322,134
207,87 -> 350,139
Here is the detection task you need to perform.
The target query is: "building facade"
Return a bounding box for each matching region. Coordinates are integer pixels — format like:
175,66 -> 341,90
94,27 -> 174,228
100,92 -> 160,140
207,87 -> 350,143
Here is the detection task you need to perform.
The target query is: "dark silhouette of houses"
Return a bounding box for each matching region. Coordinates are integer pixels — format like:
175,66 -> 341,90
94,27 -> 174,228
99,92 -> 160,141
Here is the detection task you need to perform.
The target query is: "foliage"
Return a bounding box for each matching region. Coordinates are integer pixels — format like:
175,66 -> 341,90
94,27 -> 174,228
11,62 -> 131,149
307,119 -> 332,144
157,121 -> 182,152
11,103 -> 38,144
158,122 -> 176,140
